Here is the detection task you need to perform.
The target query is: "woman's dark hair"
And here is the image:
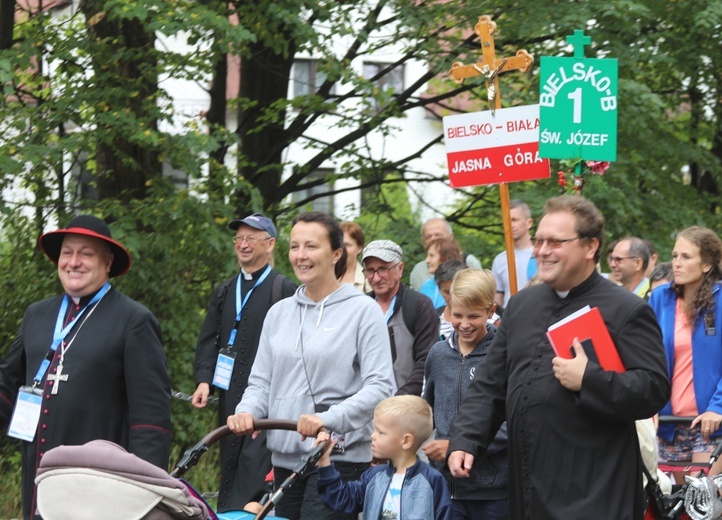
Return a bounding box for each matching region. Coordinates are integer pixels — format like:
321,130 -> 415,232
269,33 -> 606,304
292,211 -> 348,279
672,226 -> 722,323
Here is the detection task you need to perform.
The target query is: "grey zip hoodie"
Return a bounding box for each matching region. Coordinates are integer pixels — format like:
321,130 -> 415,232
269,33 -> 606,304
236,283 -> 394,469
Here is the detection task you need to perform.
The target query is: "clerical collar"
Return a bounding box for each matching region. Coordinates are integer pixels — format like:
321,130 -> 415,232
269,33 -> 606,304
562,270 -> 602,299
241,264 -> 270,282
68,286 -> 106,307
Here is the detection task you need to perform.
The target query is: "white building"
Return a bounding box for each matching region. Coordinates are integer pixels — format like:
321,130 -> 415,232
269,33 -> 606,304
9,1 -> 460,221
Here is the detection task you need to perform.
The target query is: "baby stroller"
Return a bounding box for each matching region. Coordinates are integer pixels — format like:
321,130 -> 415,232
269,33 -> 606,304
34,419 -> 330,520
646,416 -> 722,520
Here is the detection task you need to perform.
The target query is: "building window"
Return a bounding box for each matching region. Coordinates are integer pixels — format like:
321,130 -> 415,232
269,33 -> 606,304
292,169 -> 335,214
362,62 -> 405,92
362,62 -> 404,113
292,59 -> 328,97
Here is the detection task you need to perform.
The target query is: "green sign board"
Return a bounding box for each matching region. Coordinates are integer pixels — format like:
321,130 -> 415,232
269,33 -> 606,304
538,31 -> 618,161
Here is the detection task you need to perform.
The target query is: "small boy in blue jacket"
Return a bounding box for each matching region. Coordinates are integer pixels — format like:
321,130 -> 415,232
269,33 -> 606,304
315,395 -> 453,520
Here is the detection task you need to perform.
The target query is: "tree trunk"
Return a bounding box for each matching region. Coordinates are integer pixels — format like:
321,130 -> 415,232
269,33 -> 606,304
235,39 -> 295,213
81,1 -> 161,202
206,51 -> 229,202
0,0 -> 14,50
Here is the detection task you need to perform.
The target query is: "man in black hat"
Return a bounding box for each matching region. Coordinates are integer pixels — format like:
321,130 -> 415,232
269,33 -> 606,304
0,215 -> 172,519
192,212 -> 296,511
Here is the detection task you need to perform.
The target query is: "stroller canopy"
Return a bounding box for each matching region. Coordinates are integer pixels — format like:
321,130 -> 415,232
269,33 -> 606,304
35,439 -> 209,520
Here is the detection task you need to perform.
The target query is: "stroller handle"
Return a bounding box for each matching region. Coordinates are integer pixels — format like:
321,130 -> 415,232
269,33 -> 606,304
171,419 -> 298,478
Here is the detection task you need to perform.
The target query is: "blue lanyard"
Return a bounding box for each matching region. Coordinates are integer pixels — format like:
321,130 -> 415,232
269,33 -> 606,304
226,265 -> 272,347
381,295 -> 397,324
33,282 -> 111,385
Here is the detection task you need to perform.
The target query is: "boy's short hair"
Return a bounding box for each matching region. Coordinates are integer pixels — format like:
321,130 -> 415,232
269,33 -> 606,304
375,395 -> 433,449
434,259 -> 467,285
450,268 -> 496,310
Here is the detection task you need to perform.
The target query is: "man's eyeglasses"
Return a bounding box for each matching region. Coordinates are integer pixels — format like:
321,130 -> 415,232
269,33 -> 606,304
362,263 -> 400,279
532,236 -> 582,249
233,235 -> 271,245
608,256 -> 636,265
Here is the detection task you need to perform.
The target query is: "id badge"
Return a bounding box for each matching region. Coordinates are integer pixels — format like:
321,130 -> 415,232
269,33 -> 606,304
8,386 -> 42,442
212,350 -> 236,391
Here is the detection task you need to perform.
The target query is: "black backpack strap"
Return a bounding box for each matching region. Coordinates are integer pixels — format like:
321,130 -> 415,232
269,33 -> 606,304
402,288 -> 419,336
271,272 -> 287,305
214,276 -> 235,351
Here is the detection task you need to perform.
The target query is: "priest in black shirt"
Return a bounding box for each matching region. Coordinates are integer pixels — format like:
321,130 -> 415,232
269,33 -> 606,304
448,196 -> 670,520
192,213 -> 296,511
0,215 -> 171,519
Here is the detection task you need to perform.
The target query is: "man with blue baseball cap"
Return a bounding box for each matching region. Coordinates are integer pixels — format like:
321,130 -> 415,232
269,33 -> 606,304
192,212 -> 296,511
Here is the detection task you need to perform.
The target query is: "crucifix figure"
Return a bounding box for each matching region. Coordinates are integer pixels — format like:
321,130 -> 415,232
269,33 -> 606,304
449,15 -> 533,113
447,15 -> 536,300
48,364 -> 68,395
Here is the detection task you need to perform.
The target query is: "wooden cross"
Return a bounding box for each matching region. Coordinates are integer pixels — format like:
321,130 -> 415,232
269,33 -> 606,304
448,15 -> 535,300
48,364 -> 69,395
449,15 -> 533,112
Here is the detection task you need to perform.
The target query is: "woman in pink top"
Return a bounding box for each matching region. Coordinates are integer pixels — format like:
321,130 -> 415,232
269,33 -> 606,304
649,227 -> 722,476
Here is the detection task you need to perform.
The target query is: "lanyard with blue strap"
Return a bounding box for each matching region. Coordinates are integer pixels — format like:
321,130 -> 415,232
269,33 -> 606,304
212,265 -> 272,390
8,282 -> 111,442
32,282 -> 112,391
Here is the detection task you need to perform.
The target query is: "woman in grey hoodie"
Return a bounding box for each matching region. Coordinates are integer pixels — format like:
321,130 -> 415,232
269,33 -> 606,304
228,212 -> 394,519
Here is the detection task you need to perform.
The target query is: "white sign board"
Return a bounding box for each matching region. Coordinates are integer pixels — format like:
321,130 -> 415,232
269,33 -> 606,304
443,104 -> 550,187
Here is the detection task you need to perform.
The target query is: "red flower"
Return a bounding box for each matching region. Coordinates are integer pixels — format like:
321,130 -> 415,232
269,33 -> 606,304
585,161 -> 610,175
557,171 -> 567,187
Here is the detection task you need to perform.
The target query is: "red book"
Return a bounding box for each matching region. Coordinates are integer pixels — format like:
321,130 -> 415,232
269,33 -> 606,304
546,306 -> 625,373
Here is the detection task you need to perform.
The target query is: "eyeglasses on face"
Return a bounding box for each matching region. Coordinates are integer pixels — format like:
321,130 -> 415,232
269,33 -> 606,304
233,235 -> 271,245
532,236 -> 582,249
362,263 -> 400,279
608,256 -> 637,265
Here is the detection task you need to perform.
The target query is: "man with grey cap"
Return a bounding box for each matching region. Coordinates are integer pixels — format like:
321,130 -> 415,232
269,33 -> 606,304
363,239 -> 438,396
192,212 -> 296,512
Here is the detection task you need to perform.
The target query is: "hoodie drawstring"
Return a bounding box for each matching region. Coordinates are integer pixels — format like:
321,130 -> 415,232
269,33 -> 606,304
295,305 -> 307,351
315,295 -> 330,330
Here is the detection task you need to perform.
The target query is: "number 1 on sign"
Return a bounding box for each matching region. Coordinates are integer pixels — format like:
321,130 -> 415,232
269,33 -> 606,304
568,87 -> 582,124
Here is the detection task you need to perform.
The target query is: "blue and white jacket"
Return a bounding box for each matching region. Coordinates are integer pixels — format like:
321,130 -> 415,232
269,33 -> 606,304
317,458 -> 453,520
649,282 -> 722,440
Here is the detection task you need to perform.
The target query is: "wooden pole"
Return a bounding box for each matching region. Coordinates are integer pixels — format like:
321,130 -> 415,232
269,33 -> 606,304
448,15 -> 535,301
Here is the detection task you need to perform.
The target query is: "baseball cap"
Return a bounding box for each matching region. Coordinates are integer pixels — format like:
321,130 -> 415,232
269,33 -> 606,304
362,240 -> 403,264
228,213 -> 277,238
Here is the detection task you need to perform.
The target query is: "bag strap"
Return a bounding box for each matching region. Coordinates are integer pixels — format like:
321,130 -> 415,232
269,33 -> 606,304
402,288 -> 419,336
213,276 -> 236,351
271,272 -> 287,305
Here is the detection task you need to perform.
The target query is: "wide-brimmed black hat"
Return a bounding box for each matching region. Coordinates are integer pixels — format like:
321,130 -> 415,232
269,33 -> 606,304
39,215 -> 131,278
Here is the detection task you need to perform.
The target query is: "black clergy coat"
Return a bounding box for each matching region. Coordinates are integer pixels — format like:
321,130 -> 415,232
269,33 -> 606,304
0,288 -> 171,519
194,267 -> 296,511
449,271 -> 670,520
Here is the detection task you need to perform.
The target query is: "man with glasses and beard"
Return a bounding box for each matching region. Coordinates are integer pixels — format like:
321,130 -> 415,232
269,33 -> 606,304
362,240 -> 437,396
448,196 -> 670,519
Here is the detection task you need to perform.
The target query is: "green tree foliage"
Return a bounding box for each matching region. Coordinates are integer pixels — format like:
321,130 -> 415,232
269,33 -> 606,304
1,0 -> 722,515
442,1 -> 722,262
